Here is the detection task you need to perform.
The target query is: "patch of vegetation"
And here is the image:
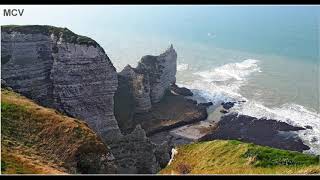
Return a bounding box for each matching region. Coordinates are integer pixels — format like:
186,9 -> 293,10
243,145 -> 320,167
1,88 -> 111,174
176,163 -> 192,174
1,160 -> 7,172
228,140 -> 243,145
1,154 -> 36,174
1,25 -> 100,48
160,140 -> 320,174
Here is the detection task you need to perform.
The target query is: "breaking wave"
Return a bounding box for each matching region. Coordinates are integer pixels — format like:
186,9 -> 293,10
177,63 -> 190,71
178,59 -> 261,105
194,59 -> 261,82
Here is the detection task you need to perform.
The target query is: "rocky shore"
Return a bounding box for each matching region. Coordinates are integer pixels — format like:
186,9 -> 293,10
200,112 -> 309,152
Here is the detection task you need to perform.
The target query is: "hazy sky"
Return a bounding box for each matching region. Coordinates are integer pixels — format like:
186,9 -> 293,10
1,5 -> 319,61
1,5 -> 318,38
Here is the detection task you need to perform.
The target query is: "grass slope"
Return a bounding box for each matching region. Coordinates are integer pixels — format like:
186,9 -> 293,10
160,140 -> 320,175
1,89 -> 113,174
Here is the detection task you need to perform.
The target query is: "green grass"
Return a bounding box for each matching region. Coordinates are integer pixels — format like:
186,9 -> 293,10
1,88 -> 111,174
160,140 -> 320,174
243,145 -> 320,167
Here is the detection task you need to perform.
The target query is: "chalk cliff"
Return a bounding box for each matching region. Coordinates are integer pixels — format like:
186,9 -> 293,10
137,45 -> 177,104
116,45 -> 177,115
1,25 -> 121,142
119,65 -> 152,113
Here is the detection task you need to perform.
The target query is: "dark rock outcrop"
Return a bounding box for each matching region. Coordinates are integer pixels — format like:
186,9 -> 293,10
221,102 -> 236,110
170,83 -> 193,96
114,74 -> 136,134
199,102 -> 213,108
200,113 -> 309,152
118,65 -> 152,113
1,25 -> 121,142
220,109 -> 229,114
134,92 -> 208,136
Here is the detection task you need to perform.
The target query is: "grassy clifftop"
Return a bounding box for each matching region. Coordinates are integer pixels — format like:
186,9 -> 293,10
160,140 -> 320,175
1,89 -> 116,174
1,25 -> 99,48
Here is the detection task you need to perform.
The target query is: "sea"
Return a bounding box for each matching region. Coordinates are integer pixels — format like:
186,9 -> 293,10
1,5 -> 319,154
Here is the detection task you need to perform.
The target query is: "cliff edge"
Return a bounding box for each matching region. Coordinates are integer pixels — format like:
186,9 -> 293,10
1,25 -> 121,142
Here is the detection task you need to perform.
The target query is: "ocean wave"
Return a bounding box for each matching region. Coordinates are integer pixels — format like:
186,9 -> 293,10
178,59 -> 260,105
177,63 -> 189,71
193,59 -> 261,82
177,58 -> 320,155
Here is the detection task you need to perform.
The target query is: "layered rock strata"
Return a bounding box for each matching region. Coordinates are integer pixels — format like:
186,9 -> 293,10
119,65 -> 152,113
108,125 -> 170,174
1,25 -> 121,142
170,83 -> 193,96
114,74 -> 136,134
118,45 -> 177,114
136,45 -> 177,104
134,92 -> 208,136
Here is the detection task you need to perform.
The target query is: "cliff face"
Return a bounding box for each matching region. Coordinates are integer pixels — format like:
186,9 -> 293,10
109,125 -> 162,174
137,45 -> 177,104
114,74 -> 136,133
119,65 -> 152,113
1,25 -> 121,142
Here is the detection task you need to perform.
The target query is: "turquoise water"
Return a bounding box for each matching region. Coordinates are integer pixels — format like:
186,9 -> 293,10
97,6 -> 319,61
89,6 -> 320,154
94,6 -> 319,110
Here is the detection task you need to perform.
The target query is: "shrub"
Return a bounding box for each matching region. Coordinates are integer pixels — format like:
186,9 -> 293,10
176,163 -> 192,174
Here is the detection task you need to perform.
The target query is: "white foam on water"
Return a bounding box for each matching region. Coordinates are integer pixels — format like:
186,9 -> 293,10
178,59 -> 260,105
194,59 -> 261,82
235,101 -> 320,155
177,63 -> 190,71
177,58 -> 320,155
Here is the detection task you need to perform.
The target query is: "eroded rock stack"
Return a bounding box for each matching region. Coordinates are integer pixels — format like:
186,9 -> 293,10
1,25 -> 121,142
117,45 -> 177,114
113,46 -> 177,173
137,45 -> 177,104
